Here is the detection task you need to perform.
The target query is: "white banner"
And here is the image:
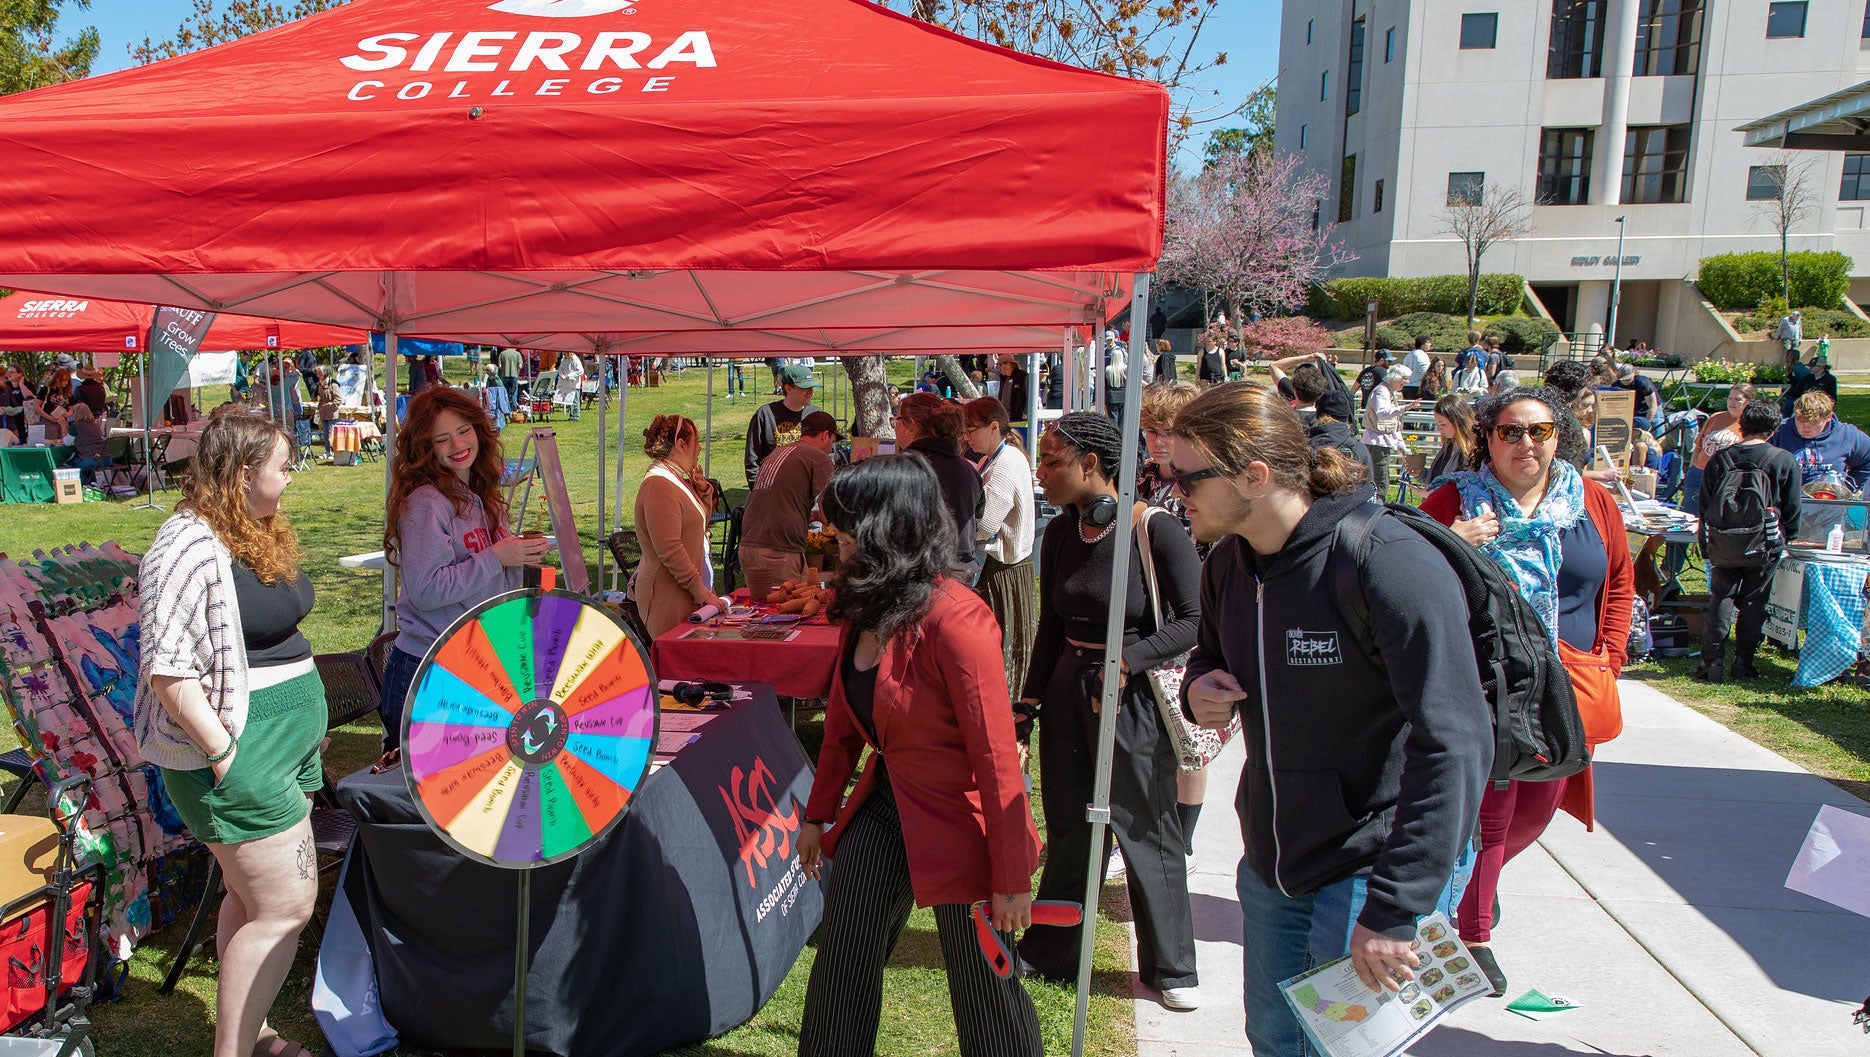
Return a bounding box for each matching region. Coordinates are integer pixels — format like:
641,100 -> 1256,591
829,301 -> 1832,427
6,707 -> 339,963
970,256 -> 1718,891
179,351 -> 240,388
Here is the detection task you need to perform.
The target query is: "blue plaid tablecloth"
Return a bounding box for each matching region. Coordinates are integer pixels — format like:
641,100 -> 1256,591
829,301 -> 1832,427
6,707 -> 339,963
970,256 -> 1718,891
1793,559 -> 1869,688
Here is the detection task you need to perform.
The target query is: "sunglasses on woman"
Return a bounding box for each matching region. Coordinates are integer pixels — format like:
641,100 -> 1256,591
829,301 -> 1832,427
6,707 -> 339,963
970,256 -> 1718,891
1491,422 -> 1557,444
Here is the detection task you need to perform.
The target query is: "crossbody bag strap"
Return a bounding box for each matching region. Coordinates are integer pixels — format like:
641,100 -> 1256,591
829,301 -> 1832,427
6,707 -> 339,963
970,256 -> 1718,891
1132,503 -> 1164,634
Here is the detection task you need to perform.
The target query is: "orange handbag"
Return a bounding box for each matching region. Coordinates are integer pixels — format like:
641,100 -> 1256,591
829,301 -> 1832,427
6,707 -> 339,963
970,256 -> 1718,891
1557,640 -> 1622,746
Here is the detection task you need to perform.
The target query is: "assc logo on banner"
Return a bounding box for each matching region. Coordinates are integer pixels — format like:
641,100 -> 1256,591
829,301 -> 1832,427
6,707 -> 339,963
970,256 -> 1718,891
720,757 -> 798,886
718,757 -> 808,921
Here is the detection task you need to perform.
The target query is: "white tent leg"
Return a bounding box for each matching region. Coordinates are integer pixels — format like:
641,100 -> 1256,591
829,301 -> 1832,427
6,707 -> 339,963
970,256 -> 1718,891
1070,273 -> 1150,1057
595,346 -> 610,589
380,308 -> 400,635
705,359 -> 715,478
611,368 -> 630,592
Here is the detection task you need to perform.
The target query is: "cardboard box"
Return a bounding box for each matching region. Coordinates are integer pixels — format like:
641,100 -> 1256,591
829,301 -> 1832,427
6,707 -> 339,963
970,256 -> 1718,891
53,479 -> 82,504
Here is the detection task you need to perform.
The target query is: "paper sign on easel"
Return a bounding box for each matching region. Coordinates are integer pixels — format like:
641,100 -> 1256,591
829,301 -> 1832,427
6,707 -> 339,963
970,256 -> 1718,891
1591,389 -> 1636,469
528,428 -> 589,594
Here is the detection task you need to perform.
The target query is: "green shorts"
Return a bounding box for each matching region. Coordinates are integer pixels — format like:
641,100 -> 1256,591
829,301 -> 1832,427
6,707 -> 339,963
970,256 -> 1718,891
162,668 -> 327,845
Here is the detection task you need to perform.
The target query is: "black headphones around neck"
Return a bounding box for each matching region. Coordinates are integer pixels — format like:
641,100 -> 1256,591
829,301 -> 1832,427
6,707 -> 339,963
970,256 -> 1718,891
1083,494 -> 1120,528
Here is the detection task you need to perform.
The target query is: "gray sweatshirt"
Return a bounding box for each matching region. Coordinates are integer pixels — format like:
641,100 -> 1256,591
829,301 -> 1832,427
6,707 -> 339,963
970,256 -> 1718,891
394,485 -> 522,658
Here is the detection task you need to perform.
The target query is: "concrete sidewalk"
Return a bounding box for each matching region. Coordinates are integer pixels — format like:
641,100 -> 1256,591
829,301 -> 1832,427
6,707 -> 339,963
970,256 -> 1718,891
1131,679 -> 1870,1056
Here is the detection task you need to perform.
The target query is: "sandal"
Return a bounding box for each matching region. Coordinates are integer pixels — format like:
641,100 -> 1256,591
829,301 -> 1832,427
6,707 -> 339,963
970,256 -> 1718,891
253,1031 -> 311,1057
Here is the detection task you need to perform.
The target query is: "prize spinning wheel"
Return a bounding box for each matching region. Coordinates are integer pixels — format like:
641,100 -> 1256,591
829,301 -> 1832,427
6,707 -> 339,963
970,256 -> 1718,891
402,589 -> 658,868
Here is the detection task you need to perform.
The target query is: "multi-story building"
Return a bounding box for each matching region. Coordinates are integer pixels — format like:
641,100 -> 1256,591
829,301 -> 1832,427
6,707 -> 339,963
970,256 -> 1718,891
1278,1 -> 1870,352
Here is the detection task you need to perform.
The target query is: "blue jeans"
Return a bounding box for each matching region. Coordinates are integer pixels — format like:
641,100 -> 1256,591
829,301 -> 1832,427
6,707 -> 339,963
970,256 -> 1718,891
1235,842 -> 1474,1057
378,646 -> 422,753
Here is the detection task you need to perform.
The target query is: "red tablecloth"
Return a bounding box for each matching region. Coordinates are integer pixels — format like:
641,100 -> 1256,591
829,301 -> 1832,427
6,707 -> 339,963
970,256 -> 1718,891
651,600 -> 841,699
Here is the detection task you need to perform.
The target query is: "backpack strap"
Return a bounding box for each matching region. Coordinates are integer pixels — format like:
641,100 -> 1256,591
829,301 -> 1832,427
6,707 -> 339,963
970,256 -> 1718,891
1329,500 -> 1386,668
1132,502 -> 1164,637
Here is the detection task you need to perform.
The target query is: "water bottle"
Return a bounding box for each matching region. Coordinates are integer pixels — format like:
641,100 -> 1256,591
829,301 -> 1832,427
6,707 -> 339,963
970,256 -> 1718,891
1827,523 -> 1845,554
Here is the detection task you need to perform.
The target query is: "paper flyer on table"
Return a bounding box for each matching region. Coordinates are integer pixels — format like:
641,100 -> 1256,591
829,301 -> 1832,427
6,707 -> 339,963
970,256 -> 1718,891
1279,913 -> 1490,1057
1785,804 -> 1870,919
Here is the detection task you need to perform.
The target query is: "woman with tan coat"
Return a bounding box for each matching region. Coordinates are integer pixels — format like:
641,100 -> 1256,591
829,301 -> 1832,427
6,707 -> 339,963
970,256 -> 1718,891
632,414 -> 732,638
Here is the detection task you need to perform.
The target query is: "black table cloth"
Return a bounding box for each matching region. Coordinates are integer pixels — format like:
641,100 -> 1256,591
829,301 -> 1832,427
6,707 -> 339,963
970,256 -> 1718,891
328,683 -> 822,1056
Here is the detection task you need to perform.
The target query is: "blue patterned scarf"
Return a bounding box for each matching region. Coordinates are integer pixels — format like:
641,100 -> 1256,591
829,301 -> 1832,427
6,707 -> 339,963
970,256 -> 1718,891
1443,459 -> 1587,643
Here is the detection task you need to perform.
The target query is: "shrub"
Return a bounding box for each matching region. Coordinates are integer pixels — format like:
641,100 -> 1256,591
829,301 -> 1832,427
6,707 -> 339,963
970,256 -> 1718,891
1731,307 -> 1870,338
1753,363 -> 1789,384
1697,250 -> 1852,310
1630,353 -> 1685,368
1310,274 -> 1526,317
1483,316 -> 1562,353
1692,359 -> 1755,384
1372,325 -> 1412,351
1243,316 -> 1333,359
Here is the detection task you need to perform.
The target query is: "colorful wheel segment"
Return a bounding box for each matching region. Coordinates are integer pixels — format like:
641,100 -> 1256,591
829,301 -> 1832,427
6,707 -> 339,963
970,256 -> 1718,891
403,589 -> 657,869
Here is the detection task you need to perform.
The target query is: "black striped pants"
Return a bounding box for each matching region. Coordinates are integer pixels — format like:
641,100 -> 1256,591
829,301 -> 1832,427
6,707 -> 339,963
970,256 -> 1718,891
798,779 -> 1043,1057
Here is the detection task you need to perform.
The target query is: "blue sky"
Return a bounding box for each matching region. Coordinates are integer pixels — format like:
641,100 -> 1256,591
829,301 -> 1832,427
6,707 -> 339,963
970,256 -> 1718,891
62,0 -> 1273,170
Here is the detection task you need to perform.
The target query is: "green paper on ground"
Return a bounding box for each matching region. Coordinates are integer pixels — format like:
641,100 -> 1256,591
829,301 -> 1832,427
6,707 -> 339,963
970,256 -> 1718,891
1506,989 -> 1581,1020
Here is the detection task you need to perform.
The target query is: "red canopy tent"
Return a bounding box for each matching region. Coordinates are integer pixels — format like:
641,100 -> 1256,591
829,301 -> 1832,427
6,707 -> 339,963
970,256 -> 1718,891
0,0 -> 1163,345
0,6 -> 1165,1040
0,291 -> 366,352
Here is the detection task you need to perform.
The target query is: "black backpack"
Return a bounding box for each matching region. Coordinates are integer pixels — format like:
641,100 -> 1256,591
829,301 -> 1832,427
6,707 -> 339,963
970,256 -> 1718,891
1329,501 -> 1589,787
1700,460 -> 1776,569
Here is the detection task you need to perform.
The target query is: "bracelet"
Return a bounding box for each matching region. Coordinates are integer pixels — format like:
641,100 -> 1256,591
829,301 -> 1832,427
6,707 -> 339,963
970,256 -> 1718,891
206,735 -> 237,764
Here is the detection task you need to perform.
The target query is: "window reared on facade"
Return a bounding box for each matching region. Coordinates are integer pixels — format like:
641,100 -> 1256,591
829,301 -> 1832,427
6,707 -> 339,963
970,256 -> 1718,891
1549,0 -> 1607,78
1537,129 -> 1594,204
1622,126 -> 1690,204
1447,171 -> 1485,207
1842,155 -> 1870,201
1347,18 -> 1366,116
1460,13 -> 1499,49
1634,0 -> 1703,76
1746,165 -> 1786,201
1341,155 -> 1359,221
1766,2 -> 1807,39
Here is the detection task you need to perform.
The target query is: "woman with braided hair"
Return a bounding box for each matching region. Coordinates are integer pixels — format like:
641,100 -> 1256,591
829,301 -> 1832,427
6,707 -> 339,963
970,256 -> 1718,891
1016,411 -> 1202,1010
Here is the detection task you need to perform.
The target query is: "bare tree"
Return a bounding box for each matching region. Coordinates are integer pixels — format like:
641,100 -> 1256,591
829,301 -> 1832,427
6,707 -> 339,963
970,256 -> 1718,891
1749,151 -> 1820,302
888,0 -> 1238,146
1437,182 -> 1534,325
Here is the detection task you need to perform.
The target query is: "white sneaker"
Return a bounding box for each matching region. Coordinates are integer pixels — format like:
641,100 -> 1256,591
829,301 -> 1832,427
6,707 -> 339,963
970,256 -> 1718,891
1160,986 -> 1202,1011
1106,848 -> 1126,878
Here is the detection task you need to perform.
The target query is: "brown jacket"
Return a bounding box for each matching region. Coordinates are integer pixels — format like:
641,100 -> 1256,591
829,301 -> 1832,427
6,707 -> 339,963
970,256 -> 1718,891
632,467 -> 714,638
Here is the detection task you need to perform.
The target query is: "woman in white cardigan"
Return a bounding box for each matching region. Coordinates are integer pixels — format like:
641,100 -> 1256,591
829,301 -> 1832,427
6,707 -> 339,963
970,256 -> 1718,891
1361,365 -> 1415,499
962,397 -> 1037,705
136,409 -> 324,1057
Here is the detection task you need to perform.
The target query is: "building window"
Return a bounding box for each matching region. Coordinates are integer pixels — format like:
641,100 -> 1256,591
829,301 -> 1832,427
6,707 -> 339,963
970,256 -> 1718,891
1549,1 -> 1607,79
1321,69 -> 1330,101
1385,26 -> 1396,62
1537,129 -> 1594,205
1766,2 -> 1807,38
1460,13 -> 1499,49
1634,0 -> 1702,76
1863,4 -> 1870,38
1312,199 -> 1322,232
1447,171 -> 1485,206
1374,178 -> 1385,213
1307,19 -> 1314,44
1621,125 -> 1690,204
1340,155 -> 1358,222
1842,154 -> 1870,200
1300,124 -> 1308,149
1747,165 -> 1786,201
1346,18 -> 1366,116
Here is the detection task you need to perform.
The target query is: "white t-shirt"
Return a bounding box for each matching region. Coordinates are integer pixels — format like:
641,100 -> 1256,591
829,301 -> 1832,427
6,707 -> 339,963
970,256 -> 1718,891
1403,349 -> 1431,387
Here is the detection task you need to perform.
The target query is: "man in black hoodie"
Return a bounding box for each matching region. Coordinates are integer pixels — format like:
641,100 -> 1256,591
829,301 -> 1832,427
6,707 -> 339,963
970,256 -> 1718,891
1168,383 -> 1492,1057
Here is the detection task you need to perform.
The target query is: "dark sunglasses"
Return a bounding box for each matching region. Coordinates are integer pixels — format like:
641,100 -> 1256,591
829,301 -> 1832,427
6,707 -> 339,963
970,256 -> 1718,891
1167,466 -> 1224,494
1491,422 -> 1558,444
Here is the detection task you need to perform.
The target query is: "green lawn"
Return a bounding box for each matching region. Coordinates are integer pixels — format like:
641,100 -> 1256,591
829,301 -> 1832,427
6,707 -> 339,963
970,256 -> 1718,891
0,358 -> 1142,1057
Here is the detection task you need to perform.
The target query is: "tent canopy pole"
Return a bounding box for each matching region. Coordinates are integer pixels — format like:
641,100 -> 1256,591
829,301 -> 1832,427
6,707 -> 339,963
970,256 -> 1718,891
1071,273 -> 1149,1057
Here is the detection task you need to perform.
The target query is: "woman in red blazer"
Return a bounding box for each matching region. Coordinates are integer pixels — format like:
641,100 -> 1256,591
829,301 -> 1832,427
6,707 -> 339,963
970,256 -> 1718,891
797,455 -> 1042,1057
1421,385 -> 1632,1000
